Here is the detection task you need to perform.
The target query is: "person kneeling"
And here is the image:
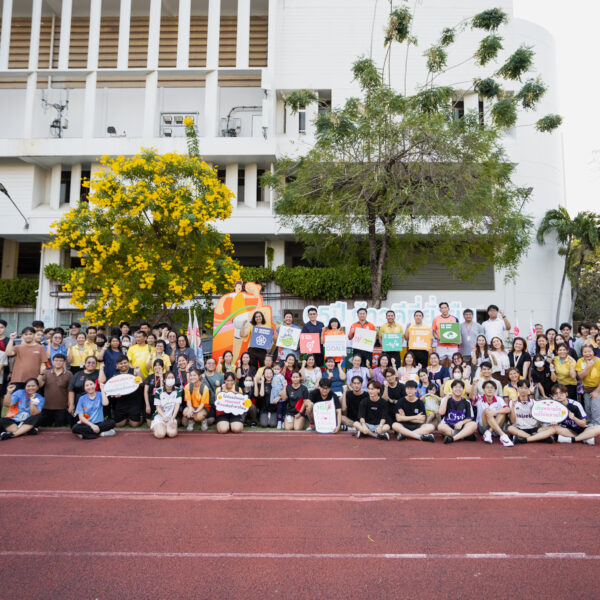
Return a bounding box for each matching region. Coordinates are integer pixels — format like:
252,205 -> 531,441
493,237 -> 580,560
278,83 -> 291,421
72,379 -> 116,439
437,380 -> 478,443
552,384 -> 600,445
0,380 -> 44,441
474,380 -> 513,447
354,381 -> 390,440
391,380 -> 435,442
182,368 -> 210,432
507,380 -> 556,443
215,372 -> 244,434
151,374 -> 182,439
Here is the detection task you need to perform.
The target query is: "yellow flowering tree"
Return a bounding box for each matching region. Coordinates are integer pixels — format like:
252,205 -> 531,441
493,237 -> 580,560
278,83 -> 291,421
47,124 -> 240,324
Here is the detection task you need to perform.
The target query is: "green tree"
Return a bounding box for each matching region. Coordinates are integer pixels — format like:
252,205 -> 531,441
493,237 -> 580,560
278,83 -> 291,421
574,254 -> 600,322
265,5 -> 561,307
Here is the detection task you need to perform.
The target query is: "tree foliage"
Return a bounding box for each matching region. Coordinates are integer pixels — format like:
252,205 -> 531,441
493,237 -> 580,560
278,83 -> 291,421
574,255 -> 600,322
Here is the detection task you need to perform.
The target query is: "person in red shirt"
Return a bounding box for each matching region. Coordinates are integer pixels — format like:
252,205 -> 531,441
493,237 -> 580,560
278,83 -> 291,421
348,308 -> 376,367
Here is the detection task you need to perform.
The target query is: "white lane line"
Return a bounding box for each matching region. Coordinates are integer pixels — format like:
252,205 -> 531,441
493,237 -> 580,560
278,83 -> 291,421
0,550 -> 597,560
0,454 -> 385,461
0,490 -> 598,502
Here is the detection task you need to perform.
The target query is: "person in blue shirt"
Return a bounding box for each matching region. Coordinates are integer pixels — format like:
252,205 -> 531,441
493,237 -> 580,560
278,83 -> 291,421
71,379 -> 116,439
45,331 -> 68,367
0,378 -> 45,440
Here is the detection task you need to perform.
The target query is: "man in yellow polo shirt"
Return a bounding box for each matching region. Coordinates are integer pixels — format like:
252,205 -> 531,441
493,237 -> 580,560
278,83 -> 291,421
127,330 -> 153,378
378,310 -> 403,367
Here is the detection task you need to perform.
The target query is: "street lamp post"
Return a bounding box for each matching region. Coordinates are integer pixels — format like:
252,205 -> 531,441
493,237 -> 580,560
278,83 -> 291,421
0,183 -> 30,230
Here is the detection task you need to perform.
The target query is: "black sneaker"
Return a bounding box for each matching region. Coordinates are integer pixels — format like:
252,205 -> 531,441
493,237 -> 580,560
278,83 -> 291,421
250,422 -> 257,428
466,434 -> 477,441
340,424 -> 348,431
0,431 -> 14,441
443,435 -> 454,444
27,427 -> 39,436
420,434 -> 435,443
513,435 -> 527,444
541,436 -> 555,444
396,432 -> 403,441
378,432 -> 390,441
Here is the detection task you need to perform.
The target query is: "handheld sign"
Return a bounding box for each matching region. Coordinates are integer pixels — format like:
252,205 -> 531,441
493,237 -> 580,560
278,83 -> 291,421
382,332 -> 403,352
249,326 -> 273,350
300,333 -> 321,354
215,391 -> 252,415
531,399 -> 568,424
313,399 -> 337,433
104,373 -> 141,397
408,326 -> 432,351
352,327 -> 376,352
324,335 -> 346,357
439,322 -> 461,344
277,325 -> 300,351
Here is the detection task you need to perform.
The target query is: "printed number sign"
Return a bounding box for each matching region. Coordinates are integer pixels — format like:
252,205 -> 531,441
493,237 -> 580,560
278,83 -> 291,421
215,391 -> 252,415
300,333 -> 321,355
408,326 -> 432,351
531,399 -> 569,424
324,335 -> 347,357
352,327 -> 376,352
104,373 -> 142,397
439,322 -> 461,344
313,399 -> 337,434
249,326 -> 273,350
277,325 -> 300,351
382,332 -> 403,352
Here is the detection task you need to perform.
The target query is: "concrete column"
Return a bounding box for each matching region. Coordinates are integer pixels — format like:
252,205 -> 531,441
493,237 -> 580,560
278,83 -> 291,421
83,72 -> 97,138
70,163 -> 82,207
0,0 -> 13,70
225,163 -> 238,208
267,0 -> 275,68
147,0 -> 161,70
143,71 -> 158,138
36,246 -> 62,324
176,0 -> 191,68
58,0 -> 72,70
268,238 -> 285,268
23,72 -> 38,138
87,0 -> 102,70
28,0 -> 42,70
236,0 -> 250,68
206,0 -> 221,69
244,163 -> 257,208
1,239 -> 19,280
49,164 -> 62,210
204,70 -> 219,137
117,0 -> 131,69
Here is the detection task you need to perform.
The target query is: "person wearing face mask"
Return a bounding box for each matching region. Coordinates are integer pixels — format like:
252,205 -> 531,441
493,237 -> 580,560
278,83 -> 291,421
442,366 -> 470,398
530,353 -> 556,399
151,373 -> 182,439
240,374 -> 258,427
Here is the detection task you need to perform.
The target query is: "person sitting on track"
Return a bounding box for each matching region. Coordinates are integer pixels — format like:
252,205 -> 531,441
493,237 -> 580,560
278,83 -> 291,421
341,375 -> 368,431
151,372 -> 182,439
72,378 -> 116,439
355,380 -> 390,440
391,379 -> 435,442
215,372 -> 245,434
507,379 -> 556,444
182,368 -> 211,432
304,378 -> 341,434
473,380 -> 513,447
550,384 -> 600,444
0,379 -> 44,441
437,380 -> 478,443
102,355 -> 144,428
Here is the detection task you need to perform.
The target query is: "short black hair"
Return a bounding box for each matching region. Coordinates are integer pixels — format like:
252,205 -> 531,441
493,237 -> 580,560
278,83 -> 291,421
414,310 -> 423,317
517,379 -> 529,388
307,306 -> 317,313
357,307 -> 367,314
116,354 -> 129,364
31,320 -> 44,329
368,380 -> 382,390
438,302 -> 449,309
482,380 -> 497,390
319,378 -> 332,388
559,322 -> 572,331
52,353 -> 66,361
86,326 -> 97,333
450,379 -> 464,390
462,309 -> 473,315
351,376 -> 363,384
120,322 -> 130,328
70,322 -> 81,328
55,327 -> 65,335
487,304 -> 499,312
479,361 -> 492,369
404,380 -> 418,389
21,326 -> 35,334
0,319 -> 7,327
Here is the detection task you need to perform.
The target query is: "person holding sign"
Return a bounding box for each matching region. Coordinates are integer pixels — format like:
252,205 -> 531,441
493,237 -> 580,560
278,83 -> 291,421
242,311 -> 275,369
355,381 -> 390,440
437,380 -> 478,443
321,318 -> 346,363
151,373 -> 182,439
507,380 -> 556,444
378,310 -> 403,367
432,302 -> 459,367
403,310 -> 432,369
348,308 -> 376,366
72,379 -> 116,439
0,379 -> 44,441
391,380 -> 435,442
273,311 -> 301,361
215,372 -> 246,434
305,379 -> 341,434
301,307 -> 325,366
100,355 -> 143,428
550,384 -> 600,444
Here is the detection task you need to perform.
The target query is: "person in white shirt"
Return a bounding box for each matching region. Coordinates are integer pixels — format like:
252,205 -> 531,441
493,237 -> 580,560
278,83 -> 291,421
474,380 -> 513,446
482,304 -> 511,344
507,380 -> 556,443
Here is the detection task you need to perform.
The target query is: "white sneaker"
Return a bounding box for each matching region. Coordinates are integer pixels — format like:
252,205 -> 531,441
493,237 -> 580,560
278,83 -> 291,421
583,437 -> 595,445
276,421 -> 283,429
500,434 -> 514,447
347,427 -> 356,432
557,435 -> 573,443
186,421 -> 194,431
483,429 -> 493,444
100,429 -> 116,437
201,420 -> 208,431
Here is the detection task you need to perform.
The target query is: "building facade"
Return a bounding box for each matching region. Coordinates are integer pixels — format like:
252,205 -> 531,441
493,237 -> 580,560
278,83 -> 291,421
0,0 -> 567,330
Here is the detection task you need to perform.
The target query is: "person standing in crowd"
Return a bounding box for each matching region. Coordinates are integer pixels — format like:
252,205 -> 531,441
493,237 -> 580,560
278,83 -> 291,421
489,336 -> 510,387
530,353 -> 556,398
474,380 -> 514,446
144,359 -> 164,426
528,323 -> 545,355
255,353 -> 274,381
5,329 -> 47,389
554,334 -> 578,360
355,380 -> 390,440
471,334 -> 491,375
281,354 -> 298,385
437,380 -> 478,443
101,355 -> 143,428
403,310 -> 432,369
146,339 -> 171,374
551,384 -> 600,444
508,337 -> 531,380
451,352 -> 471,380
345,354 -> 370,391
40,354 -> 72,427
68,356 -> 100,415
218,350 -> 236,375
482,305 -> 511,344
119,322 -> 131,341
378,310 -> 403,366
127,329 -> 153,378
301,306 -> 325,366
282,370 -> 309,430
236,352 -> 256,383
398,351 -> 420,382
553,343 -> 578,400
172,334 -> 196,369
255,367 -> 277,428
64,322 -> 82,349
507,379 -> 557,444
67,332 -> 95,373
85,326 -> 98,350
432,302 -> 459,367
300,354 -> 321,392
576,345 -> 600,426
322,357 -> 345,398
502,367 -> 521,403
203,357 -> 223,425
371,354 -> 390,385
0,319 -> 10,351
348,308 -> 376,366
71,379 -> 116,439
560,323 -> 575,350
443,365 -> 471,398
321,318 -> 346,365
535,334 -> 552,361
151,372 -> 182,439
0,379 -> 44,441
273,311 -> 301,361
98,336 -> 122,380
574,323 -> 592,357
459,309 -> 483,366
45,331 -> 67,368
242,311 -> 274,369
546,328 -> 558,355
470,361 -> 503,397
427,352 -> 450,390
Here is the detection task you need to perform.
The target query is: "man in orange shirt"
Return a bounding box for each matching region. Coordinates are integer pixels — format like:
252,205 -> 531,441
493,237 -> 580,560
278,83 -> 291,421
348,308 -> 376,367
432,301 -> 459,367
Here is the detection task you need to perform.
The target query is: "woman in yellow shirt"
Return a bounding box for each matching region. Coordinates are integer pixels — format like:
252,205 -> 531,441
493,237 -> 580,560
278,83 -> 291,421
67,332 -> 97,373
146,339 -> 172,374
553,343 -> 577,399
502,367 -> 521,403
442,366 -> 471,398
576,344 -> 600,425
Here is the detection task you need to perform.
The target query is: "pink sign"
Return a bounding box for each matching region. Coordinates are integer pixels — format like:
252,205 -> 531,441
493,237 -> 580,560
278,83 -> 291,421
300,333 -> 321,355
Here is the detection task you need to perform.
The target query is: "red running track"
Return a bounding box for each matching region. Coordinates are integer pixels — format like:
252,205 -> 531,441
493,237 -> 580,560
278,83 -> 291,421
0,429 -> 599,599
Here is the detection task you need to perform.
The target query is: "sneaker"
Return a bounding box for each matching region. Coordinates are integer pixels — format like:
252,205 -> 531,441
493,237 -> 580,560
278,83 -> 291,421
347,426 -> 356,432
251,421 -> 257,428
557,435 -> 573,444
482,429 -> 493,444
466,434 -> 477,441
76,434 -> 83,440
186,420 -> 195,431
513,435 -> 526,444
340,424 -> 348,431
276,421 -> 283,430
420,434 -> 435,443
100,429 -> 116,437
378,432 -> 390,441
306,424 -> 315,431
396,432 -> 403,441
583,438 -> 596,445
201,420 -> 208,431
356,430 -> 363,439
500,434 -> 514,447
443,435 -> 454,444
27,427 -> 39,436
541,435 -> 555,443
0,431 -> 14,441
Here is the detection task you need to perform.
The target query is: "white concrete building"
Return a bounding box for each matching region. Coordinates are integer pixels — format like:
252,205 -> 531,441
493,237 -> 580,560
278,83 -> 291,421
0,0 -> 567,331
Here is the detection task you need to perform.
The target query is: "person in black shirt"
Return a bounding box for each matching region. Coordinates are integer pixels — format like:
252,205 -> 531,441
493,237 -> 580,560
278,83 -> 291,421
305,378 -> 341,433
391,380 -> 435,442
355,381 -> 390,440
143,359 -> 164,425
341,376 -> 368,429
99,355 -> 143,427
530,353 -> 556,398
382,368 -> 406,426
437,380 -> 478,443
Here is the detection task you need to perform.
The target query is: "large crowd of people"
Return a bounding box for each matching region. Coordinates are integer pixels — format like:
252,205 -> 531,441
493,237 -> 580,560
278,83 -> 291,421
1,302 -> 599,446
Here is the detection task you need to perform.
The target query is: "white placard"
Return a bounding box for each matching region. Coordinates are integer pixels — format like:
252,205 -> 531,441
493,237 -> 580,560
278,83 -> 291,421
531,399 -> 569,424
324,335 -> 347,357
277,325 -> 301,351
352,327 -> 376,352
103,373 -> 141,397
215,391 -> 251,415
313,399 -> 337,433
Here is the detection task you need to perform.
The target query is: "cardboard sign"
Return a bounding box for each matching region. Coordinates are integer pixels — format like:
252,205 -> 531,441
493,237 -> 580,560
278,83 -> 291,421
104,373 -> 142,397
439,322 -> 461,344
215,391 -> 252,415
532,399 -> 569,424
300,333 -> 321,355
382,332 -> 403,352
313,399 -> 337,433
324,335 -> 346,357
249,326 -> 274,350
352,327 -> 376,352
277,325 -> 301,351
408,326 -> 432,351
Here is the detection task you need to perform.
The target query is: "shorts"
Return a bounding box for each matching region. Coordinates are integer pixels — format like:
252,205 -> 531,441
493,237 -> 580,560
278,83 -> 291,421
517,427 -> 538,436
0,414 -> 42,429
401,422 -> 422,432
215,413 -> 245,424
478,423 -> 500,436
364,422 -> 380,433
114,399 -> 142,423
436,347 -> 457,361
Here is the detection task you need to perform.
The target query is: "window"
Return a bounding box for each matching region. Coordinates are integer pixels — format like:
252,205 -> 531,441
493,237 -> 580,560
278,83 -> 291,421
452,100 -> 464,120
257,169 -> 265,202
238,169 -> 245,204
217,169 -> 226,184
298,105 -> 306,134
60,170 -> 72,204
17,242 -> 42,277
479,98 -> 485,125
232,242 -> 264,267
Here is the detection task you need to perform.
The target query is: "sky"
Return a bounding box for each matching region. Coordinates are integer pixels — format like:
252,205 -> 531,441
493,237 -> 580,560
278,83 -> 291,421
513,0 -> 600,214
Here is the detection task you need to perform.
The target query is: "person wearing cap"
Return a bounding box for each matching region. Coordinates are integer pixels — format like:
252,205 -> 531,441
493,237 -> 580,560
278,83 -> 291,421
459,309 -> 484,365
482,305 -> 511,345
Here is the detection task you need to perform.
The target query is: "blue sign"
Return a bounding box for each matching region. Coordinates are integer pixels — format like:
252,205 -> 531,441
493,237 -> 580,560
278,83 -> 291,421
249,326 -> 274,350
